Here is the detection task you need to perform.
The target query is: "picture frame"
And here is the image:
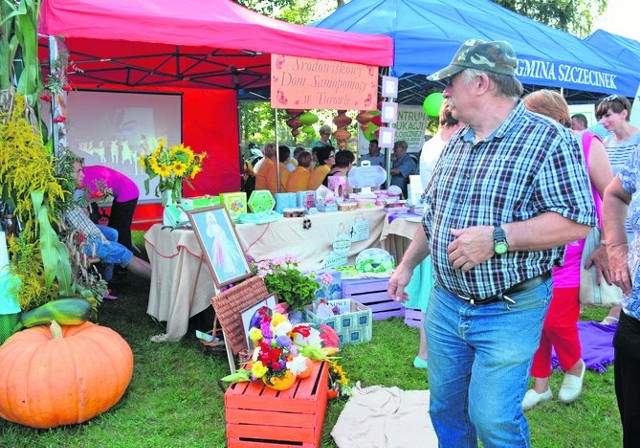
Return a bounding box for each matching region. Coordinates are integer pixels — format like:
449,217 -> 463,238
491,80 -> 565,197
187,205 -> 252,288
240,294 -> 278,351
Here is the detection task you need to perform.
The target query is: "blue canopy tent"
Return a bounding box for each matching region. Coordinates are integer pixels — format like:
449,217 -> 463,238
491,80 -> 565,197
314,0 -> 640,103
584,30 -> 640,76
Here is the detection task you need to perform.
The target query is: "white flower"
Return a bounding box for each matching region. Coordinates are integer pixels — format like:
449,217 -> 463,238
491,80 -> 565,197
287,355 -> 309,375
293,327 -> 322,348
272,320 -> 293,337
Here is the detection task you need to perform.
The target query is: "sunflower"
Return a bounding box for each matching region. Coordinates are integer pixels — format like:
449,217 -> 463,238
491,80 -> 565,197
172,161 -> 188,177
156,163 -> 172,178
190,165 -> 202,179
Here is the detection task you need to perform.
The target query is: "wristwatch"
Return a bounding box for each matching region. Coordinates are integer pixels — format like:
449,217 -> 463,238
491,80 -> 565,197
493,225 -> 509,255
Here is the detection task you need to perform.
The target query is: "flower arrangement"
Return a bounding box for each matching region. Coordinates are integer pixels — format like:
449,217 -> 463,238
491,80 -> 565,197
138,140 -> 206,204
328,360 -> 351,398
84,178 -> 114,203
251,256 -> 318,312
221,307 -> 344,391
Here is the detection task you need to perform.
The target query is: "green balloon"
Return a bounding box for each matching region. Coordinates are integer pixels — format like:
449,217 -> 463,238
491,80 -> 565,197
423,92 -> 444,117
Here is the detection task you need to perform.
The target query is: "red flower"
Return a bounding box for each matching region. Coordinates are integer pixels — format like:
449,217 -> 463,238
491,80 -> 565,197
292,325 -> 310,337
62,85 -> 73,91
89,191 -> 105,198
53,116 -> 67,123
40,93 -> 52,102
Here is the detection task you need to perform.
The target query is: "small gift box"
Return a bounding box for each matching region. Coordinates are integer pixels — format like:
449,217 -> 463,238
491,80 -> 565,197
219,192 -> 247,220
296,190 -> 316,210
274,192 -> 297,213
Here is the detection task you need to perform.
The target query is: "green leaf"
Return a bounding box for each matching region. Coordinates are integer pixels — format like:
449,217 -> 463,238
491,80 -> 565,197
30,191 -> 73,295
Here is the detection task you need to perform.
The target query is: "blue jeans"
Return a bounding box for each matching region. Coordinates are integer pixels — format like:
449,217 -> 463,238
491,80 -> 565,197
84,226 -> 131,271
425,278 -> 552,448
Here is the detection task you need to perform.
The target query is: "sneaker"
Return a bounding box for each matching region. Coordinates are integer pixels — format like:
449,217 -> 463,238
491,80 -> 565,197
558,360 -> 586,404
413,356 -> 428,369
522,388 -> 553,411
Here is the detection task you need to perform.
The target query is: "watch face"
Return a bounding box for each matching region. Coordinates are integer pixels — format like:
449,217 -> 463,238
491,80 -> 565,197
495,241 -> 508,255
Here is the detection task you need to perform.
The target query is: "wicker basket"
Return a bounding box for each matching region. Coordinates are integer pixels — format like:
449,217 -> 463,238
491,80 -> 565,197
210,276 -> 269,355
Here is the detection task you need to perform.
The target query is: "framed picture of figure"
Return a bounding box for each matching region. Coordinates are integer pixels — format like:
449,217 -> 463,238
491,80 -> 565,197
187,206 -> 252,288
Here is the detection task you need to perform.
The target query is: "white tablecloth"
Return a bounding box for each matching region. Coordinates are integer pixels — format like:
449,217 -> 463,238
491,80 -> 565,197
380,215 -> 422,264
145,225 -> 218,342
143,207 -> 387,341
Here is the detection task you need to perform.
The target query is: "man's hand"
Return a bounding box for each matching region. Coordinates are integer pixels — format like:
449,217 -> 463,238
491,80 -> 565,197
387,264 -> 414,303
584,244 -> 611,285
448,226 -> 495,271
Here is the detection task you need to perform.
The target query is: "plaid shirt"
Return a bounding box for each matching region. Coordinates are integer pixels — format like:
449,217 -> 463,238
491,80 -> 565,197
63,207 -> 108,243
423,102 -> 597,299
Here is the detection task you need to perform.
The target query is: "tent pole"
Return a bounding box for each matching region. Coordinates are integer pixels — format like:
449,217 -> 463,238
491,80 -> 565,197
274,108 -> 281,193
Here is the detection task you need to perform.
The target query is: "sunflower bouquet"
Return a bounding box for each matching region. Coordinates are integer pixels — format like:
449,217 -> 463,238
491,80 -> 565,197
138,140 -> 206,204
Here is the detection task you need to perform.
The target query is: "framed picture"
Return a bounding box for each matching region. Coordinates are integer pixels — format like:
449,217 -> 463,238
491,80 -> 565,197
240,294 -> 278,350
187,205 -> 252,288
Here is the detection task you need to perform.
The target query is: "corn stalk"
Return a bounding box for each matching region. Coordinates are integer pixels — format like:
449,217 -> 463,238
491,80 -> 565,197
1,0 -> 43,110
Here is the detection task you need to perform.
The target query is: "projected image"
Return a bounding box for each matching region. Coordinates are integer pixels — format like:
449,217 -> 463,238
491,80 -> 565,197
64,91 -> 182,202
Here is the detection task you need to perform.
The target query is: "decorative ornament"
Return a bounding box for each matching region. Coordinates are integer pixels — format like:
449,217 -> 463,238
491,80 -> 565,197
355,111 -> 374,124
332,110 -> 353,149
423,92 -> 444,117
298,112 -> 319,126
333,110 -> 352,128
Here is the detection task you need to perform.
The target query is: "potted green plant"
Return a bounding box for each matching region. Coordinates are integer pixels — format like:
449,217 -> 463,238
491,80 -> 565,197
251,256 -> 318,320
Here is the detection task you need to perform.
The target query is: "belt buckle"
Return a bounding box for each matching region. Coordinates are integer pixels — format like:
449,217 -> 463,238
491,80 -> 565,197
458,295 -> 476,305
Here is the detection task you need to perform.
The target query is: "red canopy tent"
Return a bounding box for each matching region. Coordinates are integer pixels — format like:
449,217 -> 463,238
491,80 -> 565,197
37,0 -> 393,212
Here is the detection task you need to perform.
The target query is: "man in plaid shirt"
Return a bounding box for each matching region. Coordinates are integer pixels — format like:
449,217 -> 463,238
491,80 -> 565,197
65,160 -> 151,280
388,39 -> 596,447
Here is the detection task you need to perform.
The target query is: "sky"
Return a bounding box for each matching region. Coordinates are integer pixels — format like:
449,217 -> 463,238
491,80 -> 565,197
592,0 -> 640,40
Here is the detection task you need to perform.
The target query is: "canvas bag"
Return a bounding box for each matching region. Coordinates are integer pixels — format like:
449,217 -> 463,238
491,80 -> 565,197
579,227 -> 623,306
578,131 -> 623,306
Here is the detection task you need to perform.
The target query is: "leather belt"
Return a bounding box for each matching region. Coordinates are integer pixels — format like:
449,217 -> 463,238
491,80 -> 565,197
457,271 -> 551,306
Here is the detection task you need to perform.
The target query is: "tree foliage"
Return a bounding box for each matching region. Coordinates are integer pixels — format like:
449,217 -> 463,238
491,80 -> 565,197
494,0 -> 608,37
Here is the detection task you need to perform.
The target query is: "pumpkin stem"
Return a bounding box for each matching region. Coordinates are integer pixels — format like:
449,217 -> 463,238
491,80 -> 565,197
50,320 -> 63,339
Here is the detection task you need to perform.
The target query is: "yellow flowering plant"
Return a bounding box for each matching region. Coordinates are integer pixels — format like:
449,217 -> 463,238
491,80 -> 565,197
138,140 -> 206,204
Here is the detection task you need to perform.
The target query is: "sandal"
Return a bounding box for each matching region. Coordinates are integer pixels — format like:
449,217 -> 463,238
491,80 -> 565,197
600,316 -> 619,325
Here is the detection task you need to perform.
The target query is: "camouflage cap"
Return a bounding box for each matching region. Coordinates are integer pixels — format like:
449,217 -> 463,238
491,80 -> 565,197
427,39 -> 517,81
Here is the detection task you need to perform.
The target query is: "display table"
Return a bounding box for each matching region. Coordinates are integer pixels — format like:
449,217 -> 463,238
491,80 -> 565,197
145,225 -> 218,342
380,211 -> 422,264
144,207 -> 386,342
236,207 -> 386,272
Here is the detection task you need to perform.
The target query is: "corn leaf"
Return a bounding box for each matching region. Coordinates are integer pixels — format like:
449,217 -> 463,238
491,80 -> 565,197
31,191 -> 72,295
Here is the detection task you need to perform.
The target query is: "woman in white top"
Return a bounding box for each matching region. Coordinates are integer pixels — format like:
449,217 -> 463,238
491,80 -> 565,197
595,95 -> 640,325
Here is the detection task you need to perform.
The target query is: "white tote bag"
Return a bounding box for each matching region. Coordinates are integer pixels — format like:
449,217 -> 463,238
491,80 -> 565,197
579,227 -> 624,307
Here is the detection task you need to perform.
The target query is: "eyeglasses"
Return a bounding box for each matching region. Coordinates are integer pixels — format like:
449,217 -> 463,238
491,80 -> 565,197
328,154 -> 335,159
601,94 -> 628,108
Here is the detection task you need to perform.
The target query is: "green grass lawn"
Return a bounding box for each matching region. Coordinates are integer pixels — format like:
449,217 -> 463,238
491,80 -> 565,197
0,233 -> 623,447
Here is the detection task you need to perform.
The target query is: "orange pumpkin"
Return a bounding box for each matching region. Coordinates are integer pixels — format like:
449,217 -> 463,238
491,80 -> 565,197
0,321 -> 134,429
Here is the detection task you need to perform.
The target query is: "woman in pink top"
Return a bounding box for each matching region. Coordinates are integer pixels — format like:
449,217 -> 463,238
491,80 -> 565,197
522,90 -> 613,410
82,164 -> 139,251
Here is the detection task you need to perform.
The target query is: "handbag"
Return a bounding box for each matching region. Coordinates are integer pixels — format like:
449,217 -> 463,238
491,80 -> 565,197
579,227 -> 623,306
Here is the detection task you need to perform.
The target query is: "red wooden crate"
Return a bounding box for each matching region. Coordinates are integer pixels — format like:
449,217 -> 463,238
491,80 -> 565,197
341,278 -> 405,320
224,361 -> 329,448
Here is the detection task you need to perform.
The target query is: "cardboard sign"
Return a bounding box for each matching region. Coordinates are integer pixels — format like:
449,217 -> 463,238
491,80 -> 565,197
271,54 -> 378,110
